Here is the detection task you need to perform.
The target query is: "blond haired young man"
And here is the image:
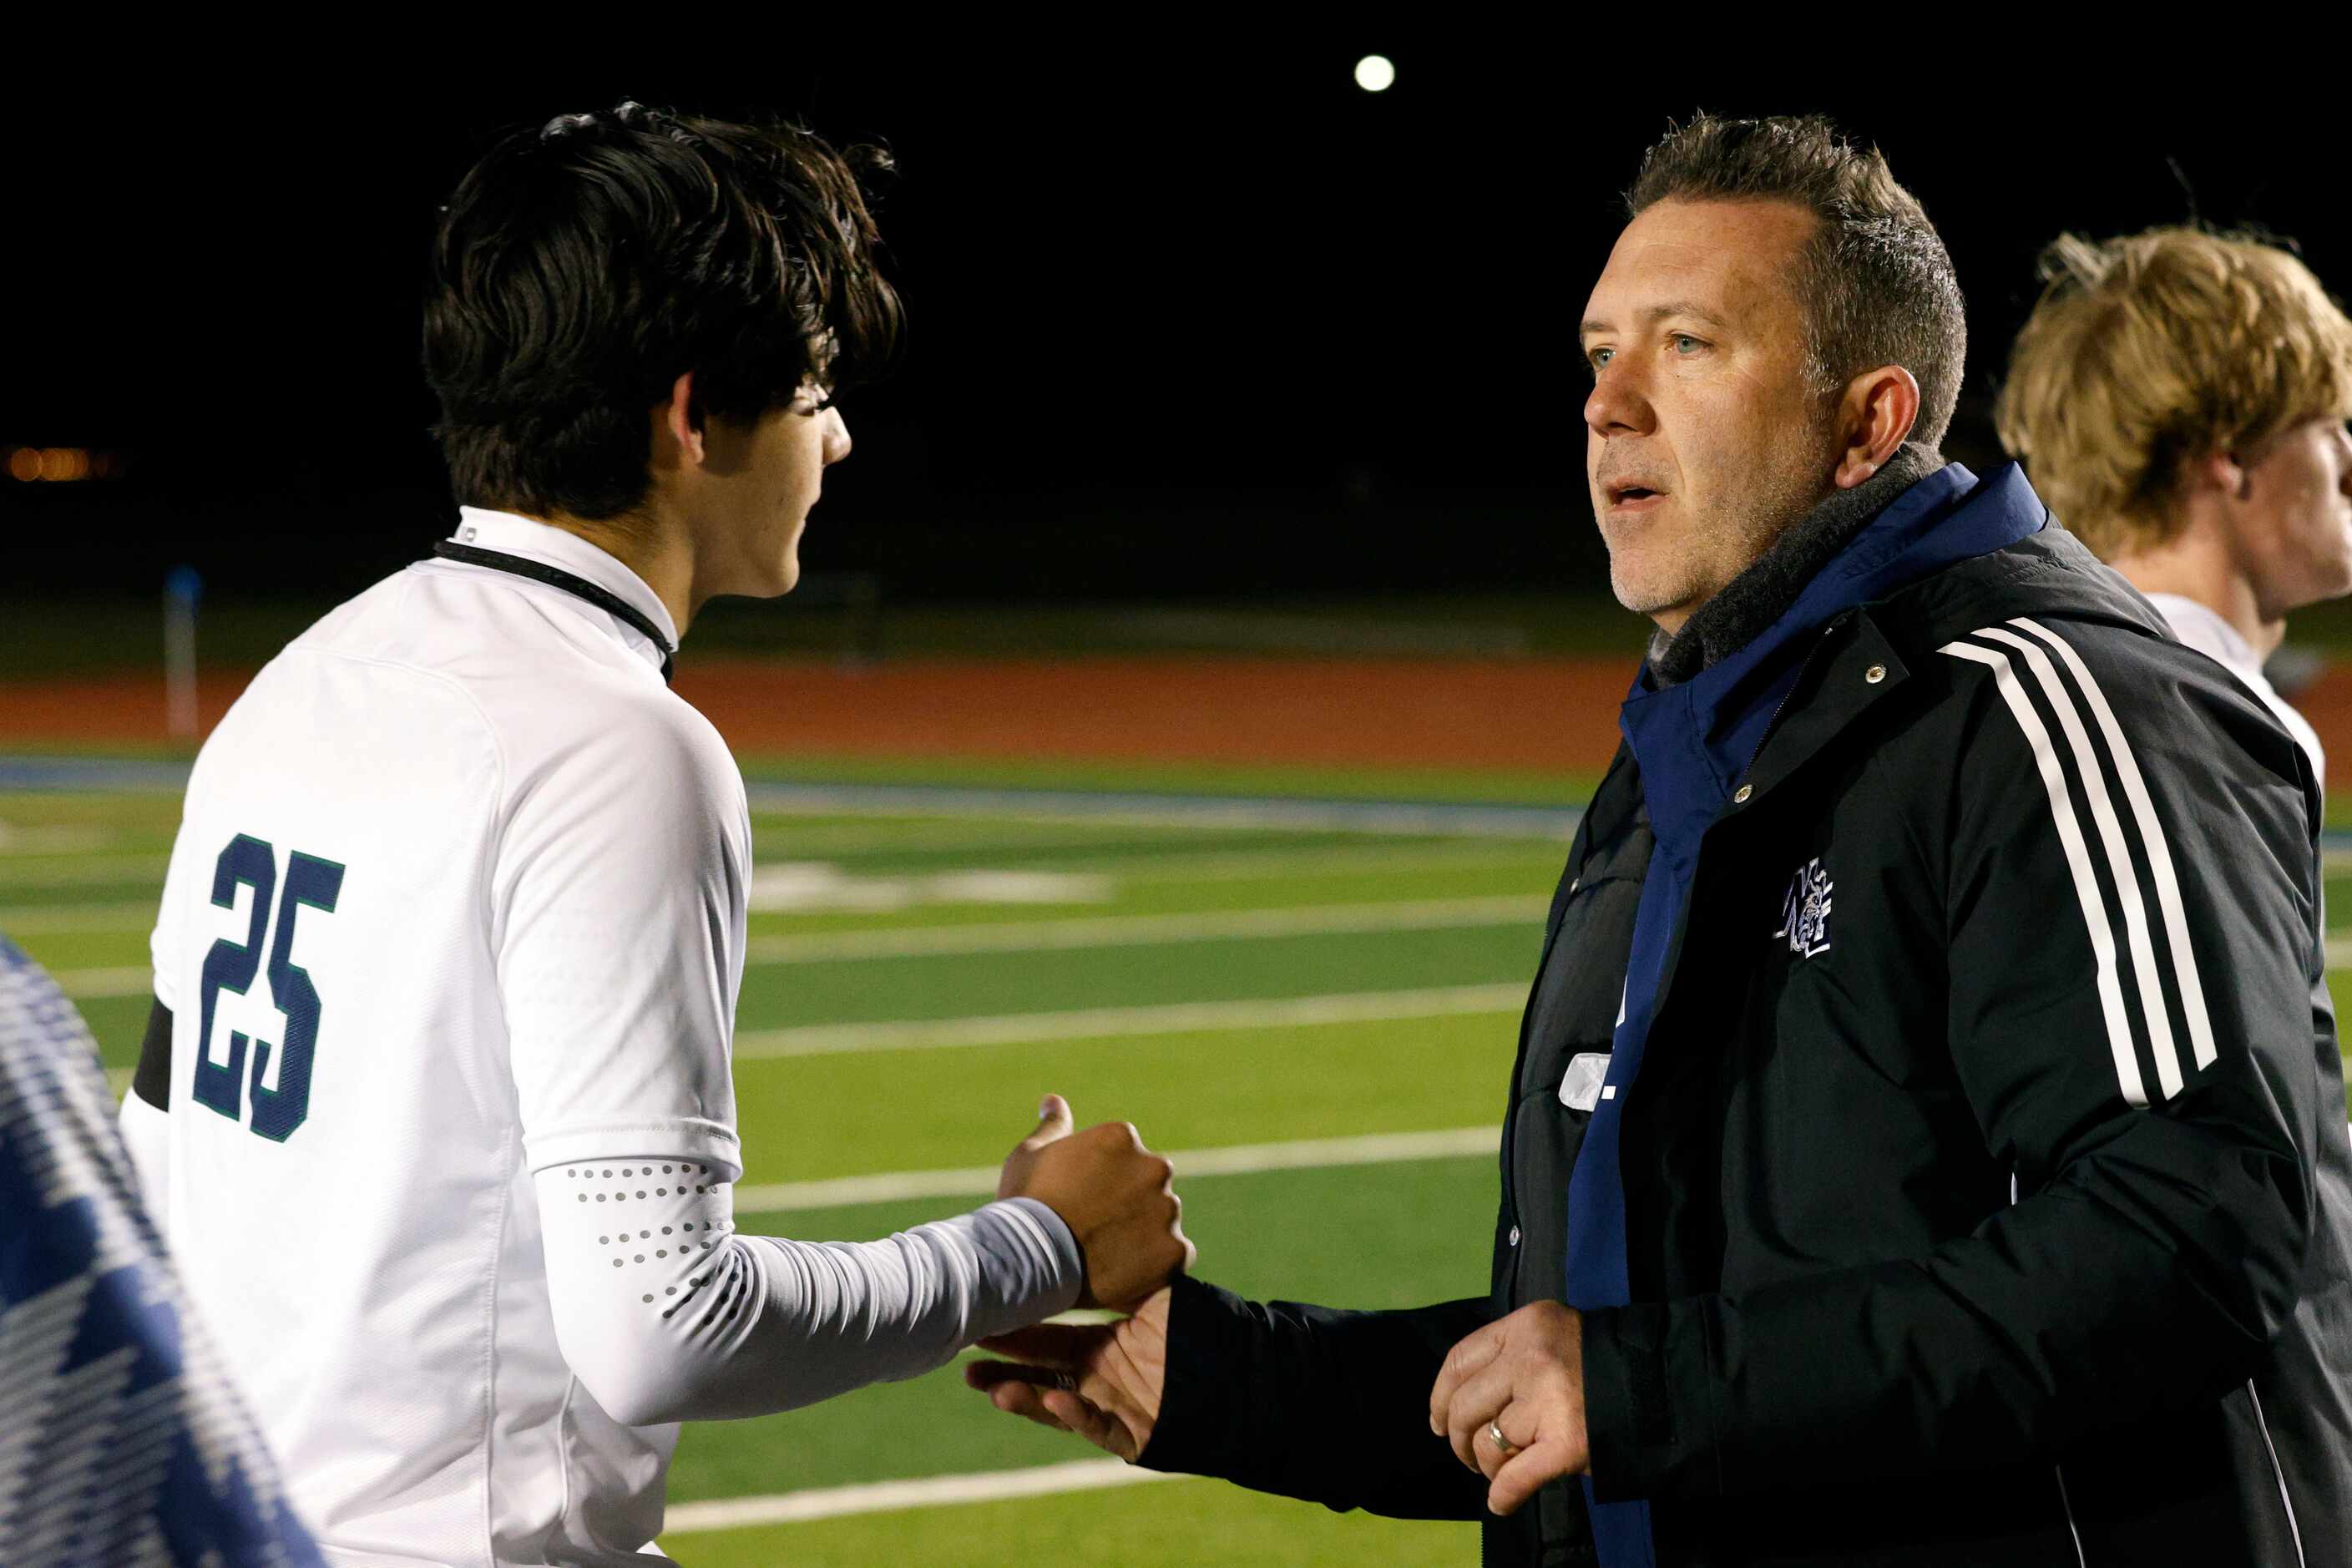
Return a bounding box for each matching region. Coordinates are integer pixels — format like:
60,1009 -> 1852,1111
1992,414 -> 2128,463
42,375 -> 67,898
1997,228 -> 2352,783
2000,222 -> 2352,1554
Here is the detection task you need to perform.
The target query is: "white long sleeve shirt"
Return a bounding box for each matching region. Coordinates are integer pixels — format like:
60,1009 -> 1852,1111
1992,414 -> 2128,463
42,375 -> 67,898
137,509 -> 1081,1566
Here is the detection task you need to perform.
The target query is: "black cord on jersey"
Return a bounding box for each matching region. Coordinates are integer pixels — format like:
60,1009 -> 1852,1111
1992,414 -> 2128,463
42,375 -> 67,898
431,542 -> 675,683
134,999 -> 174,1110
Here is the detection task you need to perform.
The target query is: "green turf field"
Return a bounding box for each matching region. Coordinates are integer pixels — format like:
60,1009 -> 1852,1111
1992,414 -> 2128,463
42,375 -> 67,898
7,762 -> 2351,1566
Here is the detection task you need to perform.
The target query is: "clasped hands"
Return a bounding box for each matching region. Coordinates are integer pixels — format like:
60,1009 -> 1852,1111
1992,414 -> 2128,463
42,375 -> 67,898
980,1095 -> 1585,1514
969,1208 -> 1591,1523
970,1092 -> 1185,1461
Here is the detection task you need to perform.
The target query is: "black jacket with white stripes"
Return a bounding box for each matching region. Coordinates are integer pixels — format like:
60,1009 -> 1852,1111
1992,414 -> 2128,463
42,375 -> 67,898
1141,498 -> 2352,1565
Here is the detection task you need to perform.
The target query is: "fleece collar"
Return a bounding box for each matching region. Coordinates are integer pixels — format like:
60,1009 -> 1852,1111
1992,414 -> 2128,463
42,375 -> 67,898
1618,460 -> 2046,847
1647,441 -> 1948,685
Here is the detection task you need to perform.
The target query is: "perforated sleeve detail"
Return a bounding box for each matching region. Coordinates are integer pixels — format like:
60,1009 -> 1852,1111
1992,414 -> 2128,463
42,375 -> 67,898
534,1157 -> 1081,1426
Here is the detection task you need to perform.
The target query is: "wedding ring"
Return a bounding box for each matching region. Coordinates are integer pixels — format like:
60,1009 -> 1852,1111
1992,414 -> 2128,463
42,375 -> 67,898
1486,1419 -> 1518,1455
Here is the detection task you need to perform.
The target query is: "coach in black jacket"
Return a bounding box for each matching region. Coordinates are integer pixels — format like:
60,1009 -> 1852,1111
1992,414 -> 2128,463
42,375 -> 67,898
970,115 -> 2352,1567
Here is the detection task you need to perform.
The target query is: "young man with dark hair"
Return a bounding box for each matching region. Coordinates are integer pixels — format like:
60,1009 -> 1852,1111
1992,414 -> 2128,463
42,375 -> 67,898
122,103 -> 1193,1566
973,114 -> 2352,1565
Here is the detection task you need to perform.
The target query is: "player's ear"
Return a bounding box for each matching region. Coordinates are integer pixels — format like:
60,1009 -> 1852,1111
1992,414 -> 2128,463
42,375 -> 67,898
660,371 -> 707,466
2189,450 -> 2252,503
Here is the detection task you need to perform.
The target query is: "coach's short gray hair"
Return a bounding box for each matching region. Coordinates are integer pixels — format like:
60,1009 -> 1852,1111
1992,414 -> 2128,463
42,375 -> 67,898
1626,114 -> 1966,450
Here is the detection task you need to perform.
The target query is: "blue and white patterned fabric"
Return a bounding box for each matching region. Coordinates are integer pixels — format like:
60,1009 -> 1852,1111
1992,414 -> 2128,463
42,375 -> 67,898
0,933 -> 321,1567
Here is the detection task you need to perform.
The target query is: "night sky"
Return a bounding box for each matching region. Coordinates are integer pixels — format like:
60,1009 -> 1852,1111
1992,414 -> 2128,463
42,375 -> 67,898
9,43 -> 2349,603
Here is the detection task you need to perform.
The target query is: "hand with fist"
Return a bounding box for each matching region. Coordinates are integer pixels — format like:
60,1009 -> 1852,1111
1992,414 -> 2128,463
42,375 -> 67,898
1427,1301 -> 1590,1516
995,1095 -> 1195,1309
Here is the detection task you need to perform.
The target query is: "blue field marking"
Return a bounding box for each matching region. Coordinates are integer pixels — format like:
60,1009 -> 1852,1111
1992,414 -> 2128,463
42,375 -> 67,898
737,781 -> 1582,839
0,754 -> 1585,839
0,756 -> 200,792
25,753 -> 2352,857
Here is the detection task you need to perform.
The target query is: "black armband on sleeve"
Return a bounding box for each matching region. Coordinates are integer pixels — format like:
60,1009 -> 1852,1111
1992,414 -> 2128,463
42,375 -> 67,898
132,999 -> 172,1110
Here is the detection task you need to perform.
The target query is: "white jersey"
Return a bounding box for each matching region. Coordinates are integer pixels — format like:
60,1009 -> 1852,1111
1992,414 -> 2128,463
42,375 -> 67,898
2145,591 -> 2327,788
148,509 -> 743,1565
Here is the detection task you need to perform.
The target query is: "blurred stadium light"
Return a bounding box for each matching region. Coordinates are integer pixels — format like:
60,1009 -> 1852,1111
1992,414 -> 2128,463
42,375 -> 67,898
6,447 -> 128,483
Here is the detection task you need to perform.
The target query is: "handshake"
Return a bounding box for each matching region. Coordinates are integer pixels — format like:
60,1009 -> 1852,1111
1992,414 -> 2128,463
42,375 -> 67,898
979,1095 -> 1590,1515
972,1092 -> 1188,1466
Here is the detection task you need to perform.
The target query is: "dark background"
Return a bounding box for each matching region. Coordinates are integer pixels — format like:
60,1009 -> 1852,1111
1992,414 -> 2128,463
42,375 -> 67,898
8,41 -> 2349,616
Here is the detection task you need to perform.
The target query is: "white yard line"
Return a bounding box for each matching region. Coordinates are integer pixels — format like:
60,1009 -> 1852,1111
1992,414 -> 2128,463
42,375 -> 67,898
734,982 -> 1528,1059
54,903 -> 1547,996
746,895 -> 1549,964
9,812 -> 1564,943
733,1125 -> 1495,1212
0,847 -> 1556,939
660,1457 -> 1178,1535
2327,935 -> 2352,971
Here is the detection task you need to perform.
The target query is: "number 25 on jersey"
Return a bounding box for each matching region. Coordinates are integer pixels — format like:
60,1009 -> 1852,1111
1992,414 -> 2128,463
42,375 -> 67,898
195,833 -> 346,1142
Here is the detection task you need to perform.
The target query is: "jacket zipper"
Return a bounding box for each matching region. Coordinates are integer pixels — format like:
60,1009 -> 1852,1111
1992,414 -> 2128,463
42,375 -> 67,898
2248,1382 -> 2308,1566
1564,618 -> 1851,1323
1509,617 -> 1849,1302
1498,804 -> 1601,1301
1636,618 -> 1849,1089
2052,1464 -> 2086,1567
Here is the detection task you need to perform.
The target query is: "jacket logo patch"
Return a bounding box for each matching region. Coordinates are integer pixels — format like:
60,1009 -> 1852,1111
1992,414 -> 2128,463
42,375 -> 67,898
1773,857 -> 1834,958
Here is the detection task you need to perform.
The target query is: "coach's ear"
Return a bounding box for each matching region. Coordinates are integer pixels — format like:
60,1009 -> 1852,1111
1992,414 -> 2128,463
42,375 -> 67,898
1832,364 -> 1920,489
655,371 -> 707,466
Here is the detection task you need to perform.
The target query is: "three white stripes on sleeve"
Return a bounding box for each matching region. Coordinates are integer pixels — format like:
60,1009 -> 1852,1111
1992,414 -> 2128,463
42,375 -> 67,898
1941,617 -> 2218,1108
